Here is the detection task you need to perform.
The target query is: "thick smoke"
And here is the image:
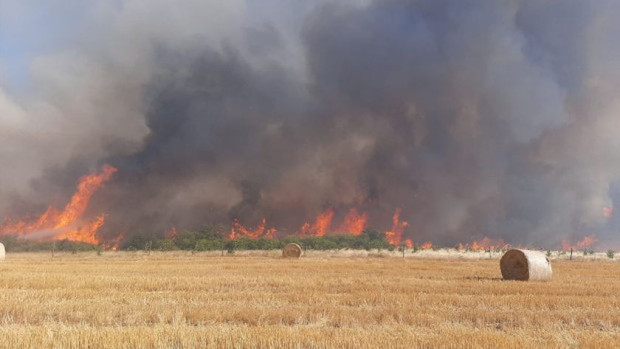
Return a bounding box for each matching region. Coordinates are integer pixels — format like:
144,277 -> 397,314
2,0 -> 620,247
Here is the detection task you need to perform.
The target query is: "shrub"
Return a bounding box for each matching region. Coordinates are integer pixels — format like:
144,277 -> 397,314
122,233 -> 159,251
0,237 -> 95,252
0,226 -> 399,253
159,239 -> 178,251
175,231 -> 198,250
225,240 -> 235,254
607,250 -> 615,259
194,239 -> 224,251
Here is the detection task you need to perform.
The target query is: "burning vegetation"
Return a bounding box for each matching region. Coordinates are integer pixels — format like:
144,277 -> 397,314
0,0 -> 619,261
384,209 -> 409,246
458,237 -> 510,252
0,167 -> 604,253
3,1 -> 620,253
0,165 -> 119,247
561,234 -> 598,252
0,171 -> 604,253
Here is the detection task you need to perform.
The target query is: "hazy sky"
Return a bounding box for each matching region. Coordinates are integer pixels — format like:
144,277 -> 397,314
2,0 -> 620,248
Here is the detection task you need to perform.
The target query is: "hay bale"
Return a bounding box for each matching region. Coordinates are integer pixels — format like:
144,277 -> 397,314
500,249 -> 551,281
0,243 -> 5,261
282,243 -> 302,258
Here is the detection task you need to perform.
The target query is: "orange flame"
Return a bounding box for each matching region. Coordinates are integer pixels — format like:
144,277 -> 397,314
299,208 -> 334,237
165,226 -> 178,240
603,206 -> 614,220
385,209 -> 408,246
338,208 -> 367,235
265,227 -> 277,239
55,214 -> 105,245
104,231 -> 125,251
461,237 -> 509,251
230,218 -> 276,240
0,165 -> 117,245
419,241 -> 433,250
403,239 -> 413,249
562,234 -> 597,251
561,240 -> 571,251
577,235 -> 597,249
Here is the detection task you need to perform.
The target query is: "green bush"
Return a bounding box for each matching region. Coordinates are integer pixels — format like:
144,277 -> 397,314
0,226 -> 396,253
194,239 -> 224,251
175,231 -> 198,250
159,239 -> 178,251
0,237 -> 96,252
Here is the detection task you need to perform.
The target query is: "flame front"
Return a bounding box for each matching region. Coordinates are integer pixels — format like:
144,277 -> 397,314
55,214 -> 105,245
0,165 -> 117,245
385,209 -> 409,246
338,208 -> 367,235
562,234 -> 598,251
299,208 -> 334,237
459,237 -> 509,251
165,226 -> 178,240
419,241 -> 433,250
104,231 -> 126,251
230,218 -> 276,240
403,239 -> 413,248
603,206 -> 614,220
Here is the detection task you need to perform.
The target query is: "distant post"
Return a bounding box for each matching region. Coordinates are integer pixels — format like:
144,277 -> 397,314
570,248 -> 573,261
145,241 -> 152,256
52,241 -> 55,258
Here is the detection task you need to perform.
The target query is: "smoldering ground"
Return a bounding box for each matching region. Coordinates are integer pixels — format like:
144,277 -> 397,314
2,0 -> 620,248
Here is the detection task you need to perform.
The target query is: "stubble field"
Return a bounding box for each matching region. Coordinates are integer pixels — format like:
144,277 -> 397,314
0,251 -> 618,348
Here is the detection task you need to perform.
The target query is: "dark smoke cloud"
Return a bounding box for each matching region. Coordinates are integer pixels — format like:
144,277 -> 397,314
2,0 -> 620,247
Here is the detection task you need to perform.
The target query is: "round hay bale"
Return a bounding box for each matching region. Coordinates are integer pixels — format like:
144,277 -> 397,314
500,249 -> 551,281
282,243 -> 302,258
0,243 -> 5,261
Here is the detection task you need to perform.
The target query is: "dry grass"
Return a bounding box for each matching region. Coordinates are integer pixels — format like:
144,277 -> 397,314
0,251 -> 618,348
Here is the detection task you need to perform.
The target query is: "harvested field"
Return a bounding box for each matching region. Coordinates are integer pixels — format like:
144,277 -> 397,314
0,251 -> 618,348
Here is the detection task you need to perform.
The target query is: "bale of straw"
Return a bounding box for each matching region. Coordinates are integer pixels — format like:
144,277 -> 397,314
0,243 -> 5,261
500,249 -> 551,281
282,243 -> 302,258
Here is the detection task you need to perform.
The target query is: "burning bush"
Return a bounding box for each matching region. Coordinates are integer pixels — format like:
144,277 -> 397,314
114,227 -> 393,252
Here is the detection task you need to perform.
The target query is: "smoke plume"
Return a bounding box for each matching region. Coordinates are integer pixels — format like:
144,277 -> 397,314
2,0 -> 620,247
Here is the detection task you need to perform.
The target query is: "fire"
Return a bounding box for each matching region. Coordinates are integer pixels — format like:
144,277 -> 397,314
104,231 -> 125,251
0,165 -> 117,245
265,227 -> 277,239
461,237 -> 509,251
385,209 -> 408,246
419,241 -> 433,250
299,208 -> 334,237
577,235 -> 597,249
603,206 -> 614,219
165,226 -> 178,240
299,207 -> 369,236
55,214 -> 105,245
338,208 -> 367,235
562,234 -> 598,251
404,239 -> 413,249
230,218 -> 276,240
